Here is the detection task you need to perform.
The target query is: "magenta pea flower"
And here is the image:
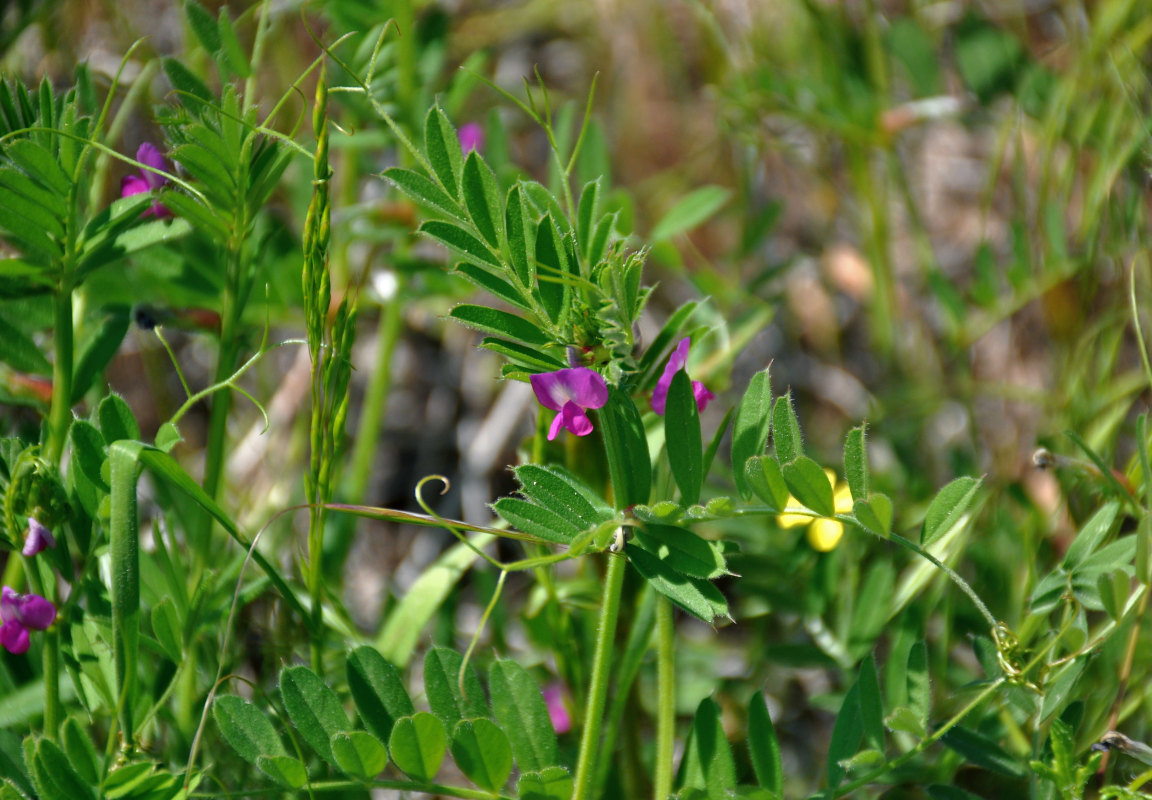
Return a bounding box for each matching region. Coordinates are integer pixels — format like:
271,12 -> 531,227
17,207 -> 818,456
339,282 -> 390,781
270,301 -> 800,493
458,122 -> 484,153
0,587 -> 56,655
120,142 -> 171,218
530,367 -> 609,441
542,683 -> 571,735
651,337 -> 715,416
22,517 -> 56,557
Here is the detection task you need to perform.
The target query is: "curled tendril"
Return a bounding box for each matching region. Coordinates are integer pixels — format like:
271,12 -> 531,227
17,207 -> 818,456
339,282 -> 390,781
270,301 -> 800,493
993,622 -> 1041,693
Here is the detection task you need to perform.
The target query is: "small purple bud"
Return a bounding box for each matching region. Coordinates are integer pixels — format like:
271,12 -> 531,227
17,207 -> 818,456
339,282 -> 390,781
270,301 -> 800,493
22,517 -> 56,557
651,337 -> 714,416
530,368 -> 609,441
543,684 -> 571,734
458,122 -> 484,154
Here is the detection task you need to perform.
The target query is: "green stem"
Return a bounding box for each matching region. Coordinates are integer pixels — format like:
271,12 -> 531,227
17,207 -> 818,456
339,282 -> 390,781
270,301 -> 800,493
44,286 -> 74,462
653,596 -> 675,800
572,553 -> 627,800
887,533 -> 997,629
192,778 -> 514,799
42,627 -> 60,736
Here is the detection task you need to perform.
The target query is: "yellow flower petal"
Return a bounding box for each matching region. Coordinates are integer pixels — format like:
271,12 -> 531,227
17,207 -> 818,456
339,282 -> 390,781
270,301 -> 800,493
777,494 -> 809,528
807,518 -> 844,552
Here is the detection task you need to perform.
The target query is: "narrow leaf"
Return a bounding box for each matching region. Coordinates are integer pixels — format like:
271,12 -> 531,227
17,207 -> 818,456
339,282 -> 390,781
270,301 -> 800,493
505,184 -> 534,286
384,167 -> 465,222
826,680 -> 862,788
425,107 -> 464,197
347,646 -> 414,745
906,641 -> 930,728
678,697 -> 736,796
781,456 -> 835,517
492,497 -> 581,544
280,665 -> 351,767
596,387 -> 651,509
213,695 -> 287,764
461,151 -> 503,248
732,368 -> 772,499
448,304 -> 548,345
423,647 -> 487,731
666,370 -> 703,505
746,456 -> 789,512
921,476 -> 982,545
630,524 -> 728,580
858,654 -> 884,752
216,7 -> 252,78
843,425 -> 868,502
514,464 -> 613,529
626,545 -> 729,624
488,660 -> 557,772
772,393 -> 802,463
747,693 -> 783,796
421,220 -> 500,268
650,185 -> 730,241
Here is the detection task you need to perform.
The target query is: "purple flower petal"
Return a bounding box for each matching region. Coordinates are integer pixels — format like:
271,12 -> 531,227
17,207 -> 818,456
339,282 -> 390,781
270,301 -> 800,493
120,174 -> 150,197
531,368 -> 608,439
691,380 -> 715,412
22,517 -> 56,557
16,594 -> 56,630
1,587 -> 56,630
136,142 -> 169,190
458,123 -> 484,154
0,621 -> 29,654
652,337 -> 701,416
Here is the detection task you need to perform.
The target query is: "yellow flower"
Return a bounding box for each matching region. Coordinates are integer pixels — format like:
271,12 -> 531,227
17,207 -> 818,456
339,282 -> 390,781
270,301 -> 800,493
777,469 -> 854,552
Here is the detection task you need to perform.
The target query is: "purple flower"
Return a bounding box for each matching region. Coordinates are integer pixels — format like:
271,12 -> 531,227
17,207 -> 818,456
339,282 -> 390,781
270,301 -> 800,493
530,367 -> 609,441
120,142 -> 171,218
651,337 -> 715,416
0,587 -> 56,655
22,517 -> 56,557
458,122 -> 484,154
543,683 -> 571,734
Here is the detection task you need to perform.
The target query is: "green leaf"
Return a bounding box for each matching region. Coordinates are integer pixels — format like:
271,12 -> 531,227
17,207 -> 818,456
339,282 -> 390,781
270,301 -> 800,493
666,370 -> 703,506
7,140 -> 70,195
254,755 -> 307,789
421,220 -> 500,269
161,58 -> 214,107
747,693 -> 782,796
626,545 -> 729,624
1063,501 -> 1120,570
732,368 -> 773,500
454,262 -> 531,310
154,422 -> 182,453
1098,570 -> 1129,621
109,443 -> 142,741
461,151 -> 503,248
150,598 -> 182,662
906,641 -> 930,729
535,215 -> 571,325
184,0 -> 221,54
30,738 -> 95,800
213,695 -> 287,764
384,167 -> 465,222
425,107 -> 464,197
630,524 -> 728,580
424,647 -> 487,731
480,338 -> 565,372
492,497 -> 582,545
921,476 -> 982,545
487,660 -> 557,773
98,393 -> 140,443
389,713 -> 447,782
346,646 -> 414,746
61,717 -> 100,786
577,179 -> 601,263
940,725 -> 1027,778
853,495 -> 892,538
518,766 -> 574,800
1038,658 -> 1086,723
448,304 -> 548,345
596,387 -> 652,509
514,464 -> 613,530
781,456 -> 834,517
72,310 -> 130,402
857,654 -> 884,752
677,697 -> 736,798
886,706 -> 926,738
505,184 -> 534,287
450,718 -> 513,792
650,185 -> 730,241
68,419 -> 108,517
331,731 -> 388,781
746,456 -> 789,512
216,7 -> 252,79
771,393 -> 802,463
280,665 -> 351,767
843,425 -> 868,502
826,680 -> 863,788
637,302 -> 699,386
